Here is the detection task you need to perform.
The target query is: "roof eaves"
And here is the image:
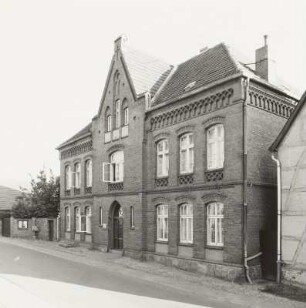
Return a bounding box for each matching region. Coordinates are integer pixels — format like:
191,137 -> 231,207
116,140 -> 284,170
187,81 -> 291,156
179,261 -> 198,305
269,90 -> 306,152
56,132 -> 92,150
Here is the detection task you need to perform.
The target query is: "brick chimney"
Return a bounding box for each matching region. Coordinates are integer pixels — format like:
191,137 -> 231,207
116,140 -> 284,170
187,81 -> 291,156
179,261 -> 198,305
255,35 -> 276,82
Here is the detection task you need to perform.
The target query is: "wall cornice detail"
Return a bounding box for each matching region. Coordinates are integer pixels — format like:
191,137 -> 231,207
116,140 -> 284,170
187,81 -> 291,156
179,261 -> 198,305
152,196 -> 170,205
175,195 -> 196,204
150,88 -> 234,131
153,132 -> 170,142
61,141 -> 92,160
176,125 -> 196,136
106,143 -> 125,154
201,192 -> 227,203
202,116 -> 225,129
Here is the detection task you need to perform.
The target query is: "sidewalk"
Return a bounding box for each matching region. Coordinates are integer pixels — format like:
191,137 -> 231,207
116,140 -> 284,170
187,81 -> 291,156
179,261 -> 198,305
0,237 -> 305,308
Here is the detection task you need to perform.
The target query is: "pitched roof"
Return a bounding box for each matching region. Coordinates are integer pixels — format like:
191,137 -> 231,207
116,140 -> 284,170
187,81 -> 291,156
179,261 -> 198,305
57,123 -> 92,150
270,90 -> 306,152
121,46 -> 173,97
152,43 -> 298,105
0,186 -> 21,211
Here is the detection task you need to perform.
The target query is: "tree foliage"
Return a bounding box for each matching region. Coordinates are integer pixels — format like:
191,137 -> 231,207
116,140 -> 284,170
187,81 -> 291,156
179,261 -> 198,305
12,170 -> 60,218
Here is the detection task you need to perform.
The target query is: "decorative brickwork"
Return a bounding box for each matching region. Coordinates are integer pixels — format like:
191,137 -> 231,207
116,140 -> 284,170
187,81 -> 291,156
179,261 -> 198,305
108,182 -> 124,191
64,190 -> 71,196
205,170 -> 224,182
85,187 -> 92,194
155,177 -> 168,187
74,188 -> 80,195
248,86 -> 294,118
178,174 -> 194,185
151,89 -> 234,131
61,141 -> 92,159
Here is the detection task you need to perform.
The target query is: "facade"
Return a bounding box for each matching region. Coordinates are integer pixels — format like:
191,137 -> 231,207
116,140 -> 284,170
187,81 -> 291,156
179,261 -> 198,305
270,91 -> 306,286
0,186 -> 21,237
57,36 -> 298,281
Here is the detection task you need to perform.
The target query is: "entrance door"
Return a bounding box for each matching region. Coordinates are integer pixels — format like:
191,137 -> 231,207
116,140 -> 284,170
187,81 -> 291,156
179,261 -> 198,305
48,220 -> 54,241
113,204 -> 123,249
2,218 -> 10,237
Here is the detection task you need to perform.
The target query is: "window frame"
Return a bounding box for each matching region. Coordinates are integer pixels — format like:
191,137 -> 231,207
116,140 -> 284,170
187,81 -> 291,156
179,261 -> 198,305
65,165 -> 72,190
180,203 -> 193,244
156,139 -> 169,178
65,207 -> 71,232
85,206 -> 92,234
207,202 -> 224,247
207,124 -> 224,171
74,162 -> 81,188
75,206 -> 81,232
103,150 -> 124,183
123,107 -> 129,126
179,133 -> 194,174
115,99 -> 121,129
17,220 -> 28,230
156,204 -> 168,242
85,159 -> 92,188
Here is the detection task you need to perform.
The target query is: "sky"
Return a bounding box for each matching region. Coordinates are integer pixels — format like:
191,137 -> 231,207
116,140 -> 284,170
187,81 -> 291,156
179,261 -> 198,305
0,0 -> 305,190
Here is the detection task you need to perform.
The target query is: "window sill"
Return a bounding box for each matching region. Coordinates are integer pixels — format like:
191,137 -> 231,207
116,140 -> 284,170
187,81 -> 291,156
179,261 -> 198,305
155,240 -> 169,244
205,245 -> 224,250
179,242 -> 194,247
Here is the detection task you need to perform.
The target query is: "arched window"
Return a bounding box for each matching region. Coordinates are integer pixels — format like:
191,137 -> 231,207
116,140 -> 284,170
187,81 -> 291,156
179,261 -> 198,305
65,207 -> 71,232
180,203 -> 193,243
65,165 -> 71,190
207,124 -> 224,170
75,207 -> 81,232
74,162 -> 81,188
130,206 -> 134,228
85,206 -> 92,234
180,133 -> 194,174
207,202 -> 224,246
115,100 -> 121,129
110,151 -> 124,182
85,159 -> 92,188
123,107 -> 129,126
105,107 -> 112,132
157,139 -> 169,177
156,204 -> 168,241
114,71 -> 120,97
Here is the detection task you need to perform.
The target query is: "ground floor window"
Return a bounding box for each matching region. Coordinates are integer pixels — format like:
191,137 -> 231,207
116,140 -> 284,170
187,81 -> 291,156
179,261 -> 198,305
85,207 -> 92,234
17,220 -> 28,229
207,202 -> 224,246
180,203 -> 193,244
157,204 -> 168,241
65,207 -> 71,232
75,207 -> 81,232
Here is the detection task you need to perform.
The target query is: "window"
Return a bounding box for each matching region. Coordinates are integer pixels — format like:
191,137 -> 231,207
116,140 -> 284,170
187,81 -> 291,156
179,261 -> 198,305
65,165 -> 72,190
130,206 -> 134,228
157,204 -> 168,241
85,159 -> 92,187
74,162 -> 81,188
207,124 -> 224,170
180,133 -> 194,174
115,100 -> 121,129
107,115 -> 112,132
17,220 -> 28,229
207,202 -> 224,246
103,150 -> 124,183
75,207 -> 81,232
157,139 -> 169,178
85,207 -> 92,233
180,204 -> 193,244
124,107 -> 129,126
99,207 -> 103,226
65,207 -> 71,232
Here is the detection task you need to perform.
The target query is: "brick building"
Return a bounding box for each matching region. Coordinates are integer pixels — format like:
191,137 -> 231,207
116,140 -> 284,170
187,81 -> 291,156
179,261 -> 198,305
57,36 -> 298,280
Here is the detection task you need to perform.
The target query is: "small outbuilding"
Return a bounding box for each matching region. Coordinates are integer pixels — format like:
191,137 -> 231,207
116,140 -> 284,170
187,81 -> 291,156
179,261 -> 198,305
270,90 -> 306,286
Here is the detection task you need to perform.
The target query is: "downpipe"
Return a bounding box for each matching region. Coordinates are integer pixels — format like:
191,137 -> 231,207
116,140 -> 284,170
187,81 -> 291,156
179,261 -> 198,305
272,153 -> 282,284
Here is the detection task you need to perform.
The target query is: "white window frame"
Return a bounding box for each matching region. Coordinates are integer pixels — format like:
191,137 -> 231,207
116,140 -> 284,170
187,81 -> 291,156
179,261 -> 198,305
85,159 -> 92,187
180,133 -> 194,174
115,100 -> 121,129
102,151 -> 124,183
85,207 -> 92,234
65,207 -> 71,232
156,139 -> 169,178
106,114 -> 112,132
17,220 -> 28,229
124,107 -> 129,126
207,124 -> 224,170
65,165 -> 72,190
156,204 -> 168,241
74,162 -> 81,188
75,207 -> 81,232
180,203 -> 193,244
207,202 -> 224,247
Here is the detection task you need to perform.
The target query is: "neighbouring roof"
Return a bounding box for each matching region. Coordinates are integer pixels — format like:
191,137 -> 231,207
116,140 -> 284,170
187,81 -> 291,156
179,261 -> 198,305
0,186 -> 21,211
152,43 -> 298,105
122,46 -> 173,96
270,90 -> 306,152
57,123 -> 92,150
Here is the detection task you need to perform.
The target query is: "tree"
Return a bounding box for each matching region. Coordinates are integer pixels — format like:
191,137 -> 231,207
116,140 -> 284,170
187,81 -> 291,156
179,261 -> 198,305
12,170 -> 60,218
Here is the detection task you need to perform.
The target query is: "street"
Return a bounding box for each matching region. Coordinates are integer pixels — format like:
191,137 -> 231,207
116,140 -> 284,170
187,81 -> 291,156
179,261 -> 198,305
0,238 -> 304,308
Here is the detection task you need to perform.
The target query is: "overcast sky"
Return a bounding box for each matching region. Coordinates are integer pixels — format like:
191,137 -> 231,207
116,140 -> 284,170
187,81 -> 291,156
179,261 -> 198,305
1,0 -> 305,190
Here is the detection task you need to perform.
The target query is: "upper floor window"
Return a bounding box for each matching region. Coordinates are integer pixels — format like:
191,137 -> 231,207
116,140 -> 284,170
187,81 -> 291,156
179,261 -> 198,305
207,124 -> 224,170
105,107 -> 111,132
207,202 -> 224,246
65,207 -> 71,232
180,203 -> 193,244
123,107 -> 129,126
65,165 -> 72,190
85,159 -> 92,187
74,162 -> 81,188
180,133 -> 194,174
157,139 -> 169,178
103,150 -> 124,183
156,204 -> 168,241
115,100 -> 121,129
85,206 -> 92,234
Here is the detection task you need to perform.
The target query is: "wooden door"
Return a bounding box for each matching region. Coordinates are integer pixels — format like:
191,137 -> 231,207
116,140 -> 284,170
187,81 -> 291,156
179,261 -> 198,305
113,206 -> 123,249
48,220 -> 54,241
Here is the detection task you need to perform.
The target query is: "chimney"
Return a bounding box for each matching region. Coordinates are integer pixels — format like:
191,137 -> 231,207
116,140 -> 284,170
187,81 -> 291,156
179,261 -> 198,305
255,35 -> 277,83
114,34 -> 128,53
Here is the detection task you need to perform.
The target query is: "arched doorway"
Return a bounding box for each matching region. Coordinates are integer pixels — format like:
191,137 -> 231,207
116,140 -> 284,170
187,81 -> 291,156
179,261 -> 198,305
111,202 -> 123,250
